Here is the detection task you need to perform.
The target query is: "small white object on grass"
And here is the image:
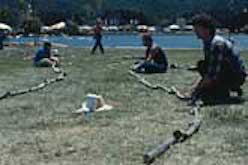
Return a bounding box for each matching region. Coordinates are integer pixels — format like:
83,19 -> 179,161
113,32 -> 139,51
52,65 -> 62,73
73,94 -> 113,114
53,67 -> 61,73
51,49 -> 59,56
38,83 -> 46,88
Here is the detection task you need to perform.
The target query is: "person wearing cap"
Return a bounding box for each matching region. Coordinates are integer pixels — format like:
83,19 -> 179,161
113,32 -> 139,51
33,42 -> 60,67
132,33 -> 168,73
91,19 -> 104,55
191,14 -> 246,102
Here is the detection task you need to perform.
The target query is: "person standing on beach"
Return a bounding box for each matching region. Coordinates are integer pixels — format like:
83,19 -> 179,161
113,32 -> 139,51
91,19 -> 104,54
0,31 -> 6,50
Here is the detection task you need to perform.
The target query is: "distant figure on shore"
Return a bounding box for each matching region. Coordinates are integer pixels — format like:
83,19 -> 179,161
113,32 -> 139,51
0,32 -> 6,50
191,14 -> 246,103
91,19 -> 104,54
33,42 -> 60,67
132,33 -> 168,73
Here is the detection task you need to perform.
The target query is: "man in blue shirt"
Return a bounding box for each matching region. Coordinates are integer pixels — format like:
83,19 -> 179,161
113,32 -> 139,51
191,14 -> 246,102
33,42 -> 60,67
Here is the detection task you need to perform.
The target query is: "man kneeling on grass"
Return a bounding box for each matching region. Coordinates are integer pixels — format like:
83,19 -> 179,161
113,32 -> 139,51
132,33 -> 168,73
33,42 -> 60,67
191,14 -> 246,103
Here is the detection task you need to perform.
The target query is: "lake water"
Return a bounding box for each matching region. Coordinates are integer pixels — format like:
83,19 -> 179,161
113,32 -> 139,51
9,34 -> 248,49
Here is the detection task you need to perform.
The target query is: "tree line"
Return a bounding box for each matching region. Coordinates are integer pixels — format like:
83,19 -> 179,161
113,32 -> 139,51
1,0 -> 248,32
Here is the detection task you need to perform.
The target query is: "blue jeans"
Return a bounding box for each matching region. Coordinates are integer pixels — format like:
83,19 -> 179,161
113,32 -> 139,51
91,35 -> 104,54
133,61 -> 167,73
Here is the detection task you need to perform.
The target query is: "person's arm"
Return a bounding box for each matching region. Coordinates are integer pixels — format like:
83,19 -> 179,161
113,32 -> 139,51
147,47 -> 160,62
146,54 -> 152,61
146,48 -> 154,61
145,47 -> 150,60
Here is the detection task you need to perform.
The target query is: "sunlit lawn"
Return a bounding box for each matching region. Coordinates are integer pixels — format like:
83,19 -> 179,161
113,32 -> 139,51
0,47 -> 247,165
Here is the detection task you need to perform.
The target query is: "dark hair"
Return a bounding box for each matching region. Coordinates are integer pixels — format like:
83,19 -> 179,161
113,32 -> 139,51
44,41 -> 51,47
192,14 -> 216,36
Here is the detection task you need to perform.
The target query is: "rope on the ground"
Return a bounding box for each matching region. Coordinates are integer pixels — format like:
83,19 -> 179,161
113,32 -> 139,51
128,70 -> 189,100
0,67 -> 67,101
143,105 -> 201,164
128,70 -> 201,164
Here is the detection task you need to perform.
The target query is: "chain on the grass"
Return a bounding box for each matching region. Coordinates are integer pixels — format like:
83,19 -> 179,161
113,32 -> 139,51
0,67 -> 67,101
128,70 -> 201,164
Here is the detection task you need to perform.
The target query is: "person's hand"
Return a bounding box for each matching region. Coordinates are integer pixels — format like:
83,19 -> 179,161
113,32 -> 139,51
146,56 -> 151,61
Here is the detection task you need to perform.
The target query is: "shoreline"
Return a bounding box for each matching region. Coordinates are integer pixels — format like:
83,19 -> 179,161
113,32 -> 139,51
4,41 -> 248,51
3,42 -> 202,50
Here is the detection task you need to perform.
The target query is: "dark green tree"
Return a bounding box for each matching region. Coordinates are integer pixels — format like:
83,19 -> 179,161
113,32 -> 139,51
0,8 -> 13,25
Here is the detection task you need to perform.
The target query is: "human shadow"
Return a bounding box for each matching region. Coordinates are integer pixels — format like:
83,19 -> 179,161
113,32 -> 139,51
202,96 -> 246,106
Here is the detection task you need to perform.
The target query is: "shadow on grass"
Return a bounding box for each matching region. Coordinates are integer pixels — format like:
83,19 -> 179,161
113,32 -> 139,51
203,96 -> 246,106
121,55 -> 145,60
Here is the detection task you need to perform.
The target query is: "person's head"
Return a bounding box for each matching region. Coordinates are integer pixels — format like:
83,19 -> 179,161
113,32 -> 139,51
142,33 -> 153,47
192,14 -> 216,41
96,18 -> 102,25
43,41 -> 52,50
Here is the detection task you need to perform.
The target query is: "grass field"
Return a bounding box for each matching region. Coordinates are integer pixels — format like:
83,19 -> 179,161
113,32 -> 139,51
0,47 -> 248,165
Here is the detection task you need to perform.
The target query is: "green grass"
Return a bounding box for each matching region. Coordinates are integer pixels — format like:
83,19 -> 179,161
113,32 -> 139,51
0,47 -> 247,165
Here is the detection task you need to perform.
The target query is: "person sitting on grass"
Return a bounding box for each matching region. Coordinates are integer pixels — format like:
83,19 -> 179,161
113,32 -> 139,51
132,33 -> 168,73
190,14 -> 247,103
33,41 -> 60,67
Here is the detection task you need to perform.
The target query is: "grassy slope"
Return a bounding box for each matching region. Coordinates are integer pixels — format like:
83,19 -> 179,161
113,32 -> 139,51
0,48 -> 247,165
